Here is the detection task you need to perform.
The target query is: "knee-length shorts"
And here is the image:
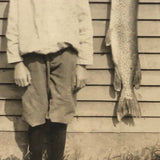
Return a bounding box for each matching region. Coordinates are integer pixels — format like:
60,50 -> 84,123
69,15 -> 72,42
22,47 -> 77,127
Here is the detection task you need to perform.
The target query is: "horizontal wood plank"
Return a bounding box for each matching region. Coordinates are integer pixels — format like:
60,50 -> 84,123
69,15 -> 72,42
76,102 -> 160,117
2,37 -> 160,53
88,54 -> 160,69
1,52 -> 160,70
138,21 -> 160,37
0,69 -> 14,83
0,19 -> 7,35
92,21 -> 160,37
0,85 -> 159,101
1,116 -> 160,132
0,100 -> 22,115
90,3 -> 160,20
1,100 -> 160,117
0,53 -> 159,70
78,86 -> 160,101
69,117 -> 160,132
1,3 -> 160,20
93,37 -> 160,53
0,37 -> 7,52
87,70 -> 160,85
1,70 -> 160,86
2,20 -> 160,37
0,2 -> 8,18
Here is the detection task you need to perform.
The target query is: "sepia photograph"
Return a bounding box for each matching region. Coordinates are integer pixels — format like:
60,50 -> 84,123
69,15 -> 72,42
0,0 -> 160,159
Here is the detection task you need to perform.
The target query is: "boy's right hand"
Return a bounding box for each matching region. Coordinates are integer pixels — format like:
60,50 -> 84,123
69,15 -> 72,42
14,62 -> 31,87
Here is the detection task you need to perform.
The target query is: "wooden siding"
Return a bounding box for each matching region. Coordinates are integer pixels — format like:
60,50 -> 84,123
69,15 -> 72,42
0,0 -> 160,159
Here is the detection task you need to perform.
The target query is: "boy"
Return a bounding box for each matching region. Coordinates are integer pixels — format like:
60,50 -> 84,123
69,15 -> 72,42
6,0 -> 93,159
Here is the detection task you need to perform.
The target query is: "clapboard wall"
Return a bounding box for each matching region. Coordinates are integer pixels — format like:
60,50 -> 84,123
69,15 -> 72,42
0,0 -> 160,159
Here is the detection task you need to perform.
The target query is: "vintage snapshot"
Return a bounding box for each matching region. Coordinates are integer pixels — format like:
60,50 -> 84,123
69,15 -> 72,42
0,0 -> 160,159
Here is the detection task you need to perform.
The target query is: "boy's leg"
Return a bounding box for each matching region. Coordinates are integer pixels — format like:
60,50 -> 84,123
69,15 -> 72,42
47,121 -> 67,160
22,53 -> 49,159
22,53 -> 48,127
45,47 -> 77,159
28,124 -> 46,160
48,47 -> 77,124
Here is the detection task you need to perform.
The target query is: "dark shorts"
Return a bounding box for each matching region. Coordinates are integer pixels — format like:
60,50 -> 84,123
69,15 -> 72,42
22,47 -> 77,127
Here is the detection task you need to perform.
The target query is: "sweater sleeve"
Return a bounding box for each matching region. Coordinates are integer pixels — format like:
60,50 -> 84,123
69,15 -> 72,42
6,0 -> 23,64
76,0 -> 93,65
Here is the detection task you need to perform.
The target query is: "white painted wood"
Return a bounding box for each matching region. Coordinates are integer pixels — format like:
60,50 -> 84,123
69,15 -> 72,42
0,85 -> 159,101
0,100 -> 160,117
2,37 -> 160,53
2,20 -> 160,36
1,116 -> 160,132
1,3 -> 160,19
1,70 -> 160,85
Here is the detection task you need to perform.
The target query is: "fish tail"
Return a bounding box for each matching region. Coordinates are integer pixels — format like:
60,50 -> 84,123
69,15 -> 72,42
117,89 -> 141,122
133,57 -> 141,89
113,67 -> 122,92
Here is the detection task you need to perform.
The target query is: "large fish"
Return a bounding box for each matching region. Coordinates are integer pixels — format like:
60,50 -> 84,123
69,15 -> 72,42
106,0 -> 141,121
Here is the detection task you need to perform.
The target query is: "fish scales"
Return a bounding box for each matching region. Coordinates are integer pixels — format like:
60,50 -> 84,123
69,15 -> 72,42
106,0 -> 141,121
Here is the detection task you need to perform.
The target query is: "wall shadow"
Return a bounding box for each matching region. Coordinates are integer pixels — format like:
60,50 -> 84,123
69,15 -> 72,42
2,3 -> 29,159
0,1 -> 8,53
5,100 -> 29,159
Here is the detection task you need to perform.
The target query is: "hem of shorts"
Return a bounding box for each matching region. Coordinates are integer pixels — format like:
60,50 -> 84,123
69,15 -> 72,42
49,116 -> 74,125
22,115 -> 46,127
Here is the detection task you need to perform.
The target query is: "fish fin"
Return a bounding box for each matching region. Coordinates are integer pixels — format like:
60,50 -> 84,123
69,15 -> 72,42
113,67 -> 122,92
117,89 -> 141,122
133,57 -> 141,89
105,27 -> 111,46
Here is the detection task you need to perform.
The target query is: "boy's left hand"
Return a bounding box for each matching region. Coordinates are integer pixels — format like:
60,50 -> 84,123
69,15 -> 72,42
75,65 -> 88,91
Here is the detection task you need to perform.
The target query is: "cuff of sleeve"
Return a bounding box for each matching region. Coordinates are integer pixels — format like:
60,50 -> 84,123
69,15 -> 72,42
76,54 -> 93,65
7,55 -> 23,64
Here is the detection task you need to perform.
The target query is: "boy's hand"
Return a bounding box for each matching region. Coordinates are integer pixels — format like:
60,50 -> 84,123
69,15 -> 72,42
14,62 -> 31,87
75,65 -> 88,91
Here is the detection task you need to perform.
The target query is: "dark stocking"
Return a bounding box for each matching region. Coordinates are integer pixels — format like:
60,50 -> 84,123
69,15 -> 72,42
28,124 -> 45,160
47,122 -> 67,160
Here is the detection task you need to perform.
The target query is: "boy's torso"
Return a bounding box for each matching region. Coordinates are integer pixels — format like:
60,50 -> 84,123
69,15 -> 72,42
16,0 -> 79,54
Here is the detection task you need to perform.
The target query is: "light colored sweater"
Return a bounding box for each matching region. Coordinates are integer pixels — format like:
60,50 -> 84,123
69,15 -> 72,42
6,0 -> 93,65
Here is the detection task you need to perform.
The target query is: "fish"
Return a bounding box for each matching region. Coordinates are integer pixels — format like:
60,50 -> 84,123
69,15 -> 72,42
106,0 -> 141,121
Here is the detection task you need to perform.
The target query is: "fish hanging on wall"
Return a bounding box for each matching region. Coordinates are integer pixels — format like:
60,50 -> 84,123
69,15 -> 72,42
106,0 -> 141,121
